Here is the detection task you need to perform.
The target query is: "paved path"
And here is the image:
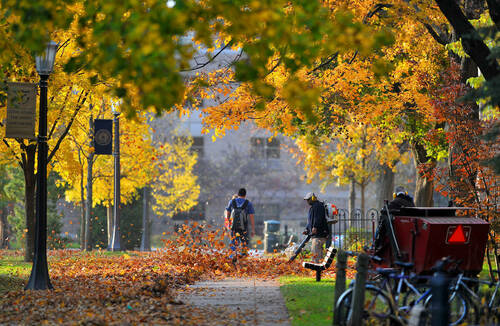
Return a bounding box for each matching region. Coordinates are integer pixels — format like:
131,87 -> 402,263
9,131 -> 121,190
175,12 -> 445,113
178,278 -> 291,326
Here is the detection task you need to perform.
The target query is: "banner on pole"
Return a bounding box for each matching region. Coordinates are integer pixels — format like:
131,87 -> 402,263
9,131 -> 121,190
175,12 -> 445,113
94,119 -> 113,155
5,82 -> 36,139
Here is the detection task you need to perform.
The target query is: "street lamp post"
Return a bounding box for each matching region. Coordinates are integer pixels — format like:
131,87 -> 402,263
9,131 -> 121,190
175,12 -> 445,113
25,41 -> 58,290
109,110 -> 121,251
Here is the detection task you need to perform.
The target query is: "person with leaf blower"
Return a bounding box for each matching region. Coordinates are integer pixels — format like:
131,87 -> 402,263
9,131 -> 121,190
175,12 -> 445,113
303,192 -> 330,263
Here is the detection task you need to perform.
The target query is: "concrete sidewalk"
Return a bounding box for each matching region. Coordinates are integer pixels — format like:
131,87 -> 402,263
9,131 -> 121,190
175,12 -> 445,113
178,278 -> 291,326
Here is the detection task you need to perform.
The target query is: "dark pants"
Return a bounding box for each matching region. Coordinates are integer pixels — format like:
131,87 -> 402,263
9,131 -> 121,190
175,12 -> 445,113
230,230 -> 249,257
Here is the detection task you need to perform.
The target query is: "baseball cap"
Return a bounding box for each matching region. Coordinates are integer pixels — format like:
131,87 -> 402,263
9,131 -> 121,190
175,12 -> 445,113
303,192 -> 315,200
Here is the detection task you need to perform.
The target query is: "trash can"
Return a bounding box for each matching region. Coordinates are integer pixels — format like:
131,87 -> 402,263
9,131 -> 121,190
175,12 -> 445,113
264,233 -> 280,253
264,220 -> 281,253
264,220 -> 280,233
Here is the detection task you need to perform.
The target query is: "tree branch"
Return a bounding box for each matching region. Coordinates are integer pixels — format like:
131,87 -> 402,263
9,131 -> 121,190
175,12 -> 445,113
435,0 -> 500,81
1,139 -> 24,169
309,4 -> 391,75
48,90 -> 89,164
310,53 -> 339,73
423,23 -> 449,45
266,56 -> 282,76
486,0 -> 500,30
48,86 -> 73,139
363,3 -> 393,23
180,42 -> 232,72
0,122 -> 24,168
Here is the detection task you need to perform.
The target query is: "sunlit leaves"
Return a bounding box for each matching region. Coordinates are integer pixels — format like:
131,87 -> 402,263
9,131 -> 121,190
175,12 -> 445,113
0,223 -> 339,323
1,0 -> 395,118
150,134 -> 200,217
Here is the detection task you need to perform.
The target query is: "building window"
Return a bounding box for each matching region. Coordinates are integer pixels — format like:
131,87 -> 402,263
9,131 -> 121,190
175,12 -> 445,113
250,137 -> 280,159
192,136 -> 204,157
172,203 -> 205,221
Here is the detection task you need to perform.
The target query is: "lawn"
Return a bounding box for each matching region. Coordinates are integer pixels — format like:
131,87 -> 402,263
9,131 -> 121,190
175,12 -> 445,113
280,275 -> 336,326
279,255 -> 496,326
0,253 -> 31,295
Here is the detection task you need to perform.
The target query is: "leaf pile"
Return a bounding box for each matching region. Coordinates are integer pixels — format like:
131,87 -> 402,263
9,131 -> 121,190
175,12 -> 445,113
0,224 -> 355,324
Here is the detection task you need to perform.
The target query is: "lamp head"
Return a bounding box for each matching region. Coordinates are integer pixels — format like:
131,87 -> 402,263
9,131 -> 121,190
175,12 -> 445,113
36,41 -> 58,76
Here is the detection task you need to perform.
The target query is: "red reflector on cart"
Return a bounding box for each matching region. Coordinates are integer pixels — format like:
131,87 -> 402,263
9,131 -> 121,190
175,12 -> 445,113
447,225 -> 467,244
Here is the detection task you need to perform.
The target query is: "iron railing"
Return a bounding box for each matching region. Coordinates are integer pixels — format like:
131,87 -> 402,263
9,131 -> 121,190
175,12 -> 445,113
330,208 -> 380,251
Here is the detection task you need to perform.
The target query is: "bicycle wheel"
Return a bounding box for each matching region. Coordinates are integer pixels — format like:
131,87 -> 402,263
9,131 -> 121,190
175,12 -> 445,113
487,285 -> 500,322
422,289 -> 469,326
335,285 -> 396,326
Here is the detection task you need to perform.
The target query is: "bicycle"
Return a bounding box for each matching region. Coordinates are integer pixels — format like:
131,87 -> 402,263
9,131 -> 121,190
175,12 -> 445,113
403,257 -> 475,326
335,251 -> 398,325
446,269 -> 500,323
335,255 -> 469,326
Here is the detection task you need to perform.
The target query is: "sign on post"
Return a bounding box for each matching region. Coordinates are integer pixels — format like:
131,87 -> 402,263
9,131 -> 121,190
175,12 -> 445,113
5,82 -> 36,139
94,119 -> 113,155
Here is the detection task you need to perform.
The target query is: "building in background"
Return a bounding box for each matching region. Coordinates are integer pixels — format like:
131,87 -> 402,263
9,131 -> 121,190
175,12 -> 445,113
148,46 -> 364,241
59,46 -> 377,247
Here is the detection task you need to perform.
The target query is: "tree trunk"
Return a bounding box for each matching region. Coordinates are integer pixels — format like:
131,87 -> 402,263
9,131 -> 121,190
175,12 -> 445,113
0,208 -> 4,248
360,183 -> 366,216
376,164 -> 395,210
85,152 -> 94,251
349,178 -> 356,219
140,187 -> 151,251
23,144 -> 36,262
85,117 -> 94,251
412,143 -> 435,207
107,204 -> 113,247
79,164 -> 86,250
0,207 -> 10,249
435,0 -> 500,81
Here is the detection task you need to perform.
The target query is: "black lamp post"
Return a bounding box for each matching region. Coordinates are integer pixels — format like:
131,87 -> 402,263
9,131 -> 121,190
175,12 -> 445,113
25,41 -> 58,290
109,110 -> 121,251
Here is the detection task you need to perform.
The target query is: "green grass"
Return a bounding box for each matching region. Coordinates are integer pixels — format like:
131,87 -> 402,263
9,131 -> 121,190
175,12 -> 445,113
0,255 -> 31,295
279,258 -> 497,326
280,276 -> 335,326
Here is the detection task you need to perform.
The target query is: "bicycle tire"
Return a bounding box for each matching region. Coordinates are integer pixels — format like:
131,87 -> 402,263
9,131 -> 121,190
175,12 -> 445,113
487,286 -> 500,322
423,289 -> 470,326
335,284 -> 397,326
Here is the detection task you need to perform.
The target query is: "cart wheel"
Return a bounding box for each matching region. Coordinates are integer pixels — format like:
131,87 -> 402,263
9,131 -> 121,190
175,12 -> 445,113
316,270 -> 321,282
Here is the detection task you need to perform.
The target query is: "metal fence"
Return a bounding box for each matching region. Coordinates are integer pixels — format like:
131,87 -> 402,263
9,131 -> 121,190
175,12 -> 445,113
330,208 -> 380,251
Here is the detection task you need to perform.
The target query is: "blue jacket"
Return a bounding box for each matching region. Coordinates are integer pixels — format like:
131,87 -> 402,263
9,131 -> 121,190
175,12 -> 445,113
306,200 -> 330,238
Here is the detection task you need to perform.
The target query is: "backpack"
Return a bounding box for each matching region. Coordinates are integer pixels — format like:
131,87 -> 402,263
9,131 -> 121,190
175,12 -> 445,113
230,199 -> 249,233
324,202 -> 339,224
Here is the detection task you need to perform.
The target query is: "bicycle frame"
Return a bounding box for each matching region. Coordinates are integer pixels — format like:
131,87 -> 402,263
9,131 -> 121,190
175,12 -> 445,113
381,270 -> 430,313
452,273 -> 500,311
362,268 -> 431,317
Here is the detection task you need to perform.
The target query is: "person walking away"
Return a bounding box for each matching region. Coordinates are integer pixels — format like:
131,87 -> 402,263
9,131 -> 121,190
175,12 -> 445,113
303,192 -> 330,263
225,188 -> 255,260
373,185 -> 415,257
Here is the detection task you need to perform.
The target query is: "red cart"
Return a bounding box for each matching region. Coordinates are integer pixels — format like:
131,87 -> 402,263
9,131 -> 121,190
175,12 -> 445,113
378,207 -> 489,276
